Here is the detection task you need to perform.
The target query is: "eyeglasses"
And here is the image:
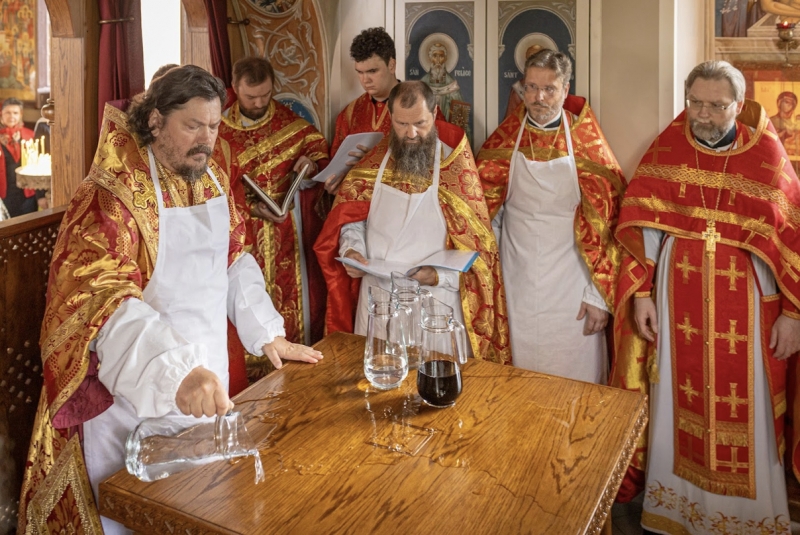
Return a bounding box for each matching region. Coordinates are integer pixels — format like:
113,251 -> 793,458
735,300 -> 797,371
522,83 -> 561,97
685,98 -> 736,114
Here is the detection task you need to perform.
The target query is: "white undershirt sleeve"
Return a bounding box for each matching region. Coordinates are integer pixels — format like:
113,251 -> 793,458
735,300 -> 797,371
433,268 -> 460,292
339,220 -> 367,257
582,282 -> 610,312
491,205 -> 504,248
227,252 -> 287,355
94,298 -> 207,418
643,227 -> 665,264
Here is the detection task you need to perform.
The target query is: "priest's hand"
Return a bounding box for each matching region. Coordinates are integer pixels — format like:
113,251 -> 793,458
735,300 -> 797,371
262,336 -> 324,370
633,297 -> 658,342
577,302 -> 608,335
324,144 -> 368,194
409,266 -> 438,287
176,367 -> 234,418
770,314 -> 800,360
251,201 -> 289,224
295,155 -> 318,178
343,249 -> 368,278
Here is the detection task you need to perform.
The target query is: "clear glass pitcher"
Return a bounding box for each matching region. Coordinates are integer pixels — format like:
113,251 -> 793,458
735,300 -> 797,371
390,271 -> 432,370
125,411 -> 265,483
418,297 -> 468,407
364,285 -> 411,390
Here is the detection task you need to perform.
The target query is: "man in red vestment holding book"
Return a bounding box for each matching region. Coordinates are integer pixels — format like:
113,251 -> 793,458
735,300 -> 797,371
0,97 -> 36,217
315,81 -> 510,364
213,57 -> 330,380
324,27 -> 448,194
613,60 -> 800,534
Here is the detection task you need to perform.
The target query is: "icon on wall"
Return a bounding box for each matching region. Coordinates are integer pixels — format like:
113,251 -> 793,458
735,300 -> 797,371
497,3 -> 575,121
405,3 -> 475,142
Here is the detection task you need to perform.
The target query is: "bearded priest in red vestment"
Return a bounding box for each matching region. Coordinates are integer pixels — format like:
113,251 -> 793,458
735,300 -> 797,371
613,60 -> 800,534
476,49 -> 624,383
18,66 -> 322,535
315,81 -> 510,364
213,57 -> 330,380
324,27 -> 448,194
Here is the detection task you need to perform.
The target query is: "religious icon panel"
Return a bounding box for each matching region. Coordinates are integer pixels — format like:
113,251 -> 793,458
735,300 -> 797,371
0,0 -> 36,102
403,3 -> 477,145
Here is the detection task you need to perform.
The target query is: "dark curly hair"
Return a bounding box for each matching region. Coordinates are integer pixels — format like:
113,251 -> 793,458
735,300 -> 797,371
127,65 -> 227,146
350,27 -> 395,64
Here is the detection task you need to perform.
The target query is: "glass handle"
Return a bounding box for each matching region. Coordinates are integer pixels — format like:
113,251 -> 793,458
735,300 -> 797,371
451,318 -> 468,365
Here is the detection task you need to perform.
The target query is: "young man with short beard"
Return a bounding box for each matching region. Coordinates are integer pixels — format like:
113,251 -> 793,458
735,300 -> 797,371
315,81 -> 510,364
613,60 -> 800,534
213,57 -> 330,375
477,49 -> 625,382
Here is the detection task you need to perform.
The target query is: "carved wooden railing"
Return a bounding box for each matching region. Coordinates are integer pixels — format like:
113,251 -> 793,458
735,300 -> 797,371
0,207 -> 65,531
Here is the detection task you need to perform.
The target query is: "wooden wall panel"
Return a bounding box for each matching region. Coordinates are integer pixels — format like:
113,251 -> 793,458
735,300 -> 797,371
181,2 -> 213,73
0,208 -> 65,531
48,0 -> 98,208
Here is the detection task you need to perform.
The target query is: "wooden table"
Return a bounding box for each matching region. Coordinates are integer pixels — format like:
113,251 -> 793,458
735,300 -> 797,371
100,332 -> 647,534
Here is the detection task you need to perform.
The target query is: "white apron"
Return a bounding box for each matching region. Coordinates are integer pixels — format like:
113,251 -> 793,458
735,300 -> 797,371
502,110 -> 606,382
353,141 -> 466,335
84,148 -> 231,534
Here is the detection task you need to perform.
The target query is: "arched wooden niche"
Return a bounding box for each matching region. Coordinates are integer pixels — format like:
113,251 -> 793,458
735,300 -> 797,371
228,0 -> 329,134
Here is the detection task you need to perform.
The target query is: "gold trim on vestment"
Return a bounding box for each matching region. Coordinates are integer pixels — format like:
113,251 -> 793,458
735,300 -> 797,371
27,434 -> 103,535
636,162 -> 800,229
221,100 -> 276,132
291,210 -> 305,343
237,118 -> 312,168
618,200 -> 800,311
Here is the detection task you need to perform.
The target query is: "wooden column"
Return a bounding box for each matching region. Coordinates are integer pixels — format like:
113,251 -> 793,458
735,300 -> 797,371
181,0 -> 213,73
44,0 -> 99,207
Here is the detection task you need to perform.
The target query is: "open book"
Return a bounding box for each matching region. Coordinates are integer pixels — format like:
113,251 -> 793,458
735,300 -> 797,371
314,132 -> 384,183
336,249 -> 479,280
243,163 -> 310,217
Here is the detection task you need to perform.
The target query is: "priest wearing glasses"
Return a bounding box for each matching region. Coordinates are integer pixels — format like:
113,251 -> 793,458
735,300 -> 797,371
476,49 -> 625,383
613,59 -> 800,534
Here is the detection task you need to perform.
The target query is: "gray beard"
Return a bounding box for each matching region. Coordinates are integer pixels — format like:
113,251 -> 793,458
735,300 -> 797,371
690,119 -> 731,145
389,126 -> 437,183
428,64 -> 447,84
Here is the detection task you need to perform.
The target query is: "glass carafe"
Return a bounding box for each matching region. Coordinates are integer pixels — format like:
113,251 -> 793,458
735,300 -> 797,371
364,285 -> 411,390
390,271 -> 432,370
418,297 -> 468,407
125,411 -> 264,483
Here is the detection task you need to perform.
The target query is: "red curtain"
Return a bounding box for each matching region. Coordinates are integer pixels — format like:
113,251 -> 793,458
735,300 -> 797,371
97,0 -> 145,125
204,0 -> 232,85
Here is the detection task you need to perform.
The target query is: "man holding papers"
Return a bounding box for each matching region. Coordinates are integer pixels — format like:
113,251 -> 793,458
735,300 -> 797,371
213,57 -> 330,378
315,81 -> 510,364
324,27 -> 449,194
476,49 -> 624,382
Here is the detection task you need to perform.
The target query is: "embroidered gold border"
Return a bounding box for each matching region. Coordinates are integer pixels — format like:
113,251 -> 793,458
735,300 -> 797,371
237,118 -> 310,168
634,162 -> 800,229
27,435 -> 103,535
221,100 -> 276,132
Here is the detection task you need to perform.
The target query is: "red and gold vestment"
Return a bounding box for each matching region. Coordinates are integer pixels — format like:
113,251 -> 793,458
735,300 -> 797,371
18,104 -> 248,534
476,96 -> 625,309
314,121 -> 511,364
613,101 -> 800,500
214,99 -> 329,372
0,124 -> 34,198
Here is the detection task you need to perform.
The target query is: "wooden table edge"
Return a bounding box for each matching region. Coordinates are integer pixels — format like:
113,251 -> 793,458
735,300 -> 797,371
586,393 -> 649,535
99,480 -> 237,535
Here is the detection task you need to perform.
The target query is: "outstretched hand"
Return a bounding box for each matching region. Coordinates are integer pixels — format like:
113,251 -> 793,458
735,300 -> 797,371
262,336 -> 324,370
